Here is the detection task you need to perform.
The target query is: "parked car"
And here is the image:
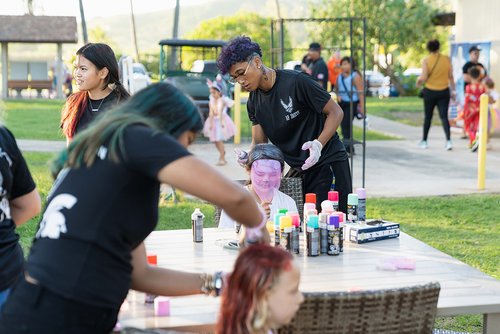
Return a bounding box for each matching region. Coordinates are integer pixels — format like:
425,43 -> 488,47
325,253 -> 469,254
284,60 -> 302,72
132,63 -> 151,92
364,70 -> 390,97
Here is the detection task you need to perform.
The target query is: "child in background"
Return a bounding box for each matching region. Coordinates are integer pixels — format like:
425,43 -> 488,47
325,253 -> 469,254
217,244 -> 304,334
203,81 -> 236,165
463,67 -> 486,152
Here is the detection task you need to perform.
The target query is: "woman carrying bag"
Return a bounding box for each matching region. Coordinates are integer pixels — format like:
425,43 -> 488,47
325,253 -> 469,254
417,39 -> 456,150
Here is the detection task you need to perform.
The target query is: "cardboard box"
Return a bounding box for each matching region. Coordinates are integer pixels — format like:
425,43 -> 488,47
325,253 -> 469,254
345,220 -> 400,244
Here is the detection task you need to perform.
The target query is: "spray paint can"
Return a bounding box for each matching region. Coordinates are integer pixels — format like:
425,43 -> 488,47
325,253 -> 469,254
327,215 -> 340,256
306,215 -> 320,257
191,208 -> 204,242
356,188 -> 366,223
145,254 -> 158,303
303,202 -> 316,233
347,194 -> 359,223
319,212 -> 329,254
334,212 -> 345,252
287,212 -> 301,254
274,213 -> 284,247
279,216 -> 293,252
328,191 -> 339,211
266,221 -> 275,246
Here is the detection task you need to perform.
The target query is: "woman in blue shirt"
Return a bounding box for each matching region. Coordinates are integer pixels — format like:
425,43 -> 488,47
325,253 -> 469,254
335,57 -> 365,154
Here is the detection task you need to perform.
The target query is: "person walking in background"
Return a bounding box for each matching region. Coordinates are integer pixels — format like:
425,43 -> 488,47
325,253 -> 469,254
485,77 -> 499,149
203,81 -> 236,166
0,83 -> 268,333
219,144 -> 298,228
217,36 -> 351,214
217,243 -> 304,334
0,125 -> 41,311
462,45 -> 487,92
463,67 -> 486,152
417,39 -> 456,151
327,50 -> 342,91
61,43 -> 130,145
307,42 -> 329,90
335,56 -> 365,155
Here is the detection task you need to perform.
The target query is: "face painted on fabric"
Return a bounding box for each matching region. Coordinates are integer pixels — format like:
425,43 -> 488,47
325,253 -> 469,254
250,159 -> 282,203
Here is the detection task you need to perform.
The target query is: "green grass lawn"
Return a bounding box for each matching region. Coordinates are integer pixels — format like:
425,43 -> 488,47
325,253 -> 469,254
2,99 -> 66,140
2,98 -> 397,142
16,152 -> 497,333
366,96 -> 444,127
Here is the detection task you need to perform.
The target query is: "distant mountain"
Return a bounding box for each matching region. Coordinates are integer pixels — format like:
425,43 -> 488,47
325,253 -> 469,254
88,0 -> 311,54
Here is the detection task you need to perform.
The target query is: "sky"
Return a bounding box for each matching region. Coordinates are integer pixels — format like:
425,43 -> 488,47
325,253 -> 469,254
1,0 -> 207,20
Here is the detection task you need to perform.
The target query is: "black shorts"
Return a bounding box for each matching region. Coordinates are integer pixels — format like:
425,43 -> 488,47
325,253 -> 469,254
0,277 -> 119,334
286,159 -> 352,213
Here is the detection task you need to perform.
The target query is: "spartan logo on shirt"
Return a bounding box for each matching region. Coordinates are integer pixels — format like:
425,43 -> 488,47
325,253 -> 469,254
0,148 -> 13,223
36,194 -> 77,239
280,97 -> 300,121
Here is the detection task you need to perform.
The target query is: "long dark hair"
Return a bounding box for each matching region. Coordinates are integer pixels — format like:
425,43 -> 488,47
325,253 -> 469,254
52,82 -> 203,177
61,43 -> 130,139
217,244 -> 294,334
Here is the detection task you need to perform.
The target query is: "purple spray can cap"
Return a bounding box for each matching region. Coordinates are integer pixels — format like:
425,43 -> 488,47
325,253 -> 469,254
328,214 -> 339,228
356,188 -> 366,199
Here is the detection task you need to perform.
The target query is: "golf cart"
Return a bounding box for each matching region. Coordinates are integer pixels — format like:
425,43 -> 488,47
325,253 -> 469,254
159,39 -> 228,118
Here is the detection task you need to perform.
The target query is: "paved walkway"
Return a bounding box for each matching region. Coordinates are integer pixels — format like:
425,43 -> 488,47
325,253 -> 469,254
17,116 -> 500,198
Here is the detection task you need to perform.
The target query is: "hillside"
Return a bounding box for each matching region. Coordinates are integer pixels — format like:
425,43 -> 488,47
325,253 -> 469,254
89,0 -> 311,54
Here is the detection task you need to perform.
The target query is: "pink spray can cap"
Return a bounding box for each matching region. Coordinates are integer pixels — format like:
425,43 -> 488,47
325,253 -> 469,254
287,212 -> 301,227
328,191 -> 339,202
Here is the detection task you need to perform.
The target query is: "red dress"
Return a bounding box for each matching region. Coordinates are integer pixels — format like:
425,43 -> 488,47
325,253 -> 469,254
463,83 -> 486,143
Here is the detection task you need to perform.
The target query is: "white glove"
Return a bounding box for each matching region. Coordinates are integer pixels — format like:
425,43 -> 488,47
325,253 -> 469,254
234,148 -> 249,167
301,139 -> 322,171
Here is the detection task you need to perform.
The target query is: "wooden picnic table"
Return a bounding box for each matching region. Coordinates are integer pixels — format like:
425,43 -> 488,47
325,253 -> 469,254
117,228 -> 500,333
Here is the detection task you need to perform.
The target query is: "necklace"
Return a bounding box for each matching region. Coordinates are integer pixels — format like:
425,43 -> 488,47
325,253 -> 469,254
89,95 -> 107,112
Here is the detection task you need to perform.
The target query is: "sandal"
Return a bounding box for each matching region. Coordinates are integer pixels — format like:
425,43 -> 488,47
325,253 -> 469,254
216,160 -> 227,166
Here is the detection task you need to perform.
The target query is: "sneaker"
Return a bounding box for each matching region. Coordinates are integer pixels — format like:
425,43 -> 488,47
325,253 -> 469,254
445,140 -> 453,151
418,140 -> 428,149
471,139 -> 479,152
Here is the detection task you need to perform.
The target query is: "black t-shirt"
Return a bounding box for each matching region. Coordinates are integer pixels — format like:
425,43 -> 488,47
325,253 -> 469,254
0,126 -> 36,291
310,57 -> 329,90
462,61 -> 486,91
76,90 -> 120,134
248,70 -> 347,170
27,125 -> 191,308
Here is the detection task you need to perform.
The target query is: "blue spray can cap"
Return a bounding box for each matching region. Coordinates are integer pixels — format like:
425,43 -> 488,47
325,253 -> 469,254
307,215 -> 319,229
328,214 -> 339,228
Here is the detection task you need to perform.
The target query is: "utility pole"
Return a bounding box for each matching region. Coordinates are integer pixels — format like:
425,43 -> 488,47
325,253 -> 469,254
169,0 -> 180,70
79,0 -> 88,44
129,0 -> 140,62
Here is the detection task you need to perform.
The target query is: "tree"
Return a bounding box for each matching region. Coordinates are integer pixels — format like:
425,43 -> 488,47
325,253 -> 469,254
186,11 -> 291,66
311,0 -> 438,95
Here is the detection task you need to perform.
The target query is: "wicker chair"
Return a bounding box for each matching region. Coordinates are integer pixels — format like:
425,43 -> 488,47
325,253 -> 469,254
278,282 -> 441,334
214,177 -> 303,227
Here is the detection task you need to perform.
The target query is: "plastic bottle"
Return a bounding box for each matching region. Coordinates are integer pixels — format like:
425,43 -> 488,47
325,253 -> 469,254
327,215 -> 340,256
191,208 -> 204,242
287,212 -> 301,254
318,212 -> 329,254
306,215 -> 320,257
328,191 -> 339,211
145,254 -> 158,303
279,216 -> 293,252
347,193 -> 359,223
356,188 -> 366,223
